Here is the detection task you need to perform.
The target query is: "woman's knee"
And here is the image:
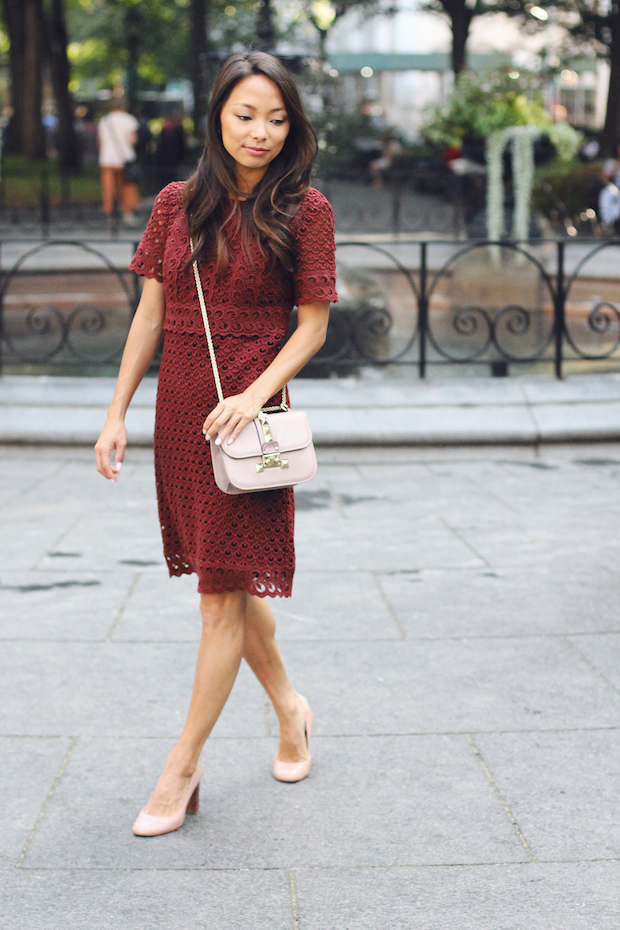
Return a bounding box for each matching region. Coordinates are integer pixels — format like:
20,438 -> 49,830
199,590 -> 247,635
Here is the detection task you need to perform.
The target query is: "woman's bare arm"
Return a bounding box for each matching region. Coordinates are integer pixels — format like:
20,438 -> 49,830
95,277 -> 166,480
203,300 -> 330,445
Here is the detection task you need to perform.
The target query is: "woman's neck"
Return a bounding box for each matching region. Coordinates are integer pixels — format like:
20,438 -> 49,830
235,165 -> 266,195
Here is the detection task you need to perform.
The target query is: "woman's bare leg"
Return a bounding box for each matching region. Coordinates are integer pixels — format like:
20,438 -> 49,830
143,590 -> 246,817
243,595 -> 310,764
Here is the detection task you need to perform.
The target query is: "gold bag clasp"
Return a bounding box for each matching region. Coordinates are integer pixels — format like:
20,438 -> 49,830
255,412 -> 289,471
256,450 -> 289,473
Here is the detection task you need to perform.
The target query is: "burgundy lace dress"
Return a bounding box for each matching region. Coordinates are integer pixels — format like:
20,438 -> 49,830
129,182 -> 337,597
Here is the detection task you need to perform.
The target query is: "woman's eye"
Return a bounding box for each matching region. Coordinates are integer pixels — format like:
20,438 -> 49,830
272,119 -> 285,126
237,115 -> 251,121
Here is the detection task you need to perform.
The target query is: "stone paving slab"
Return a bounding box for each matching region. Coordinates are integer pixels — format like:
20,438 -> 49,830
0,642 -> 266,739
294,862 -> 620,930
112,569 -> 401,643
474,729 -> 620,861
377,563 -> 620,638
0,868 -> 293,930
3,442 -> 620,927
0,737 -> 73,868
21,735 -> 528,871
565,633 -> 620,694
0,570 -> 131,640
276,637 -> 620,735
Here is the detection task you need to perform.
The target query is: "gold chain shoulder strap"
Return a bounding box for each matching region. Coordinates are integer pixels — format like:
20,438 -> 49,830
190,240 -> 288,412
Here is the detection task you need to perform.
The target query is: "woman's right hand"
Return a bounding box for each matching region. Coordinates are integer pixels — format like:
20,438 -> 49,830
95,418 -> 127,481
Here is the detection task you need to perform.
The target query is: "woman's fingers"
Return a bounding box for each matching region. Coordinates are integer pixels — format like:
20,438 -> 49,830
95,442 -> 115,480
203,401 -> 225,436
213,413 -> 247,446
95,424 -> 127,481
203,394 -> 259,444
204,410 -> 244,445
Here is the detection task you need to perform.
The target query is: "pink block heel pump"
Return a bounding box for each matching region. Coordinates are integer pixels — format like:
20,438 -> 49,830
273,707 -> 313,783
132,763 -> 202,837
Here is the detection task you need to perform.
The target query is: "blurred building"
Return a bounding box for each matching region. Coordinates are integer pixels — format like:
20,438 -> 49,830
324,0 -> 609,139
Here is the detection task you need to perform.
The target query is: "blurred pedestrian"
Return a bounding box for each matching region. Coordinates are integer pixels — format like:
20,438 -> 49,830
98,98 -> 140,226
155,112 -> 187,187
369,132 -> 402,188
600,141 -> 620,230
95,51 -> 337,837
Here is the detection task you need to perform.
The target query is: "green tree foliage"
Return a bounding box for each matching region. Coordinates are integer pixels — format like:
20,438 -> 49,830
422,66 -> 582,160
65,0 -> 264,95
422,67 -> 550,147
66,0 -> 192,92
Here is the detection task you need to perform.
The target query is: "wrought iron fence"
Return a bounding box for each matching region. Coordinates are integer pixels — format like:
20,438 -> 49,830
1,237 -> 620,379
0,240 -> 139,372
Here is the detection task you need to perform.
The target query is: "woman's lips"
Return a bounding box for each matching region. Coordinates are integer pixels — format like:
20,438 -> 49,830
245,146 -> 268,156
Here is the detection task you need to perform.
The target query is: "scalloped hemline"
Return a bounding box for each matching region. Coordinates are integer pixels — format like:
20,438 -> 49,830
167,562 -> 293,599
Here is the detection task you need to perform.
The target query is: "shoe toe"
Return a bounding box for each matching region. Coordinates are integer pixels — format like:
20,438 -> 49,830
273,757 -> 311,783
132,809 -> 183,837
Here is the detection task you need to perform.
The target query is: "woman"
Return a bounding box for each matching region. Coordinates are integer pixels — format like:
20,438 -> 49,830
95,51 -> 337,837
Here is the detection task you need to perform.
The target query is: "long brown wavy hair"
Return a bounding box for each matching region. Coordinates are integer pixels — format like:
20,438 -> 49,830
184,52 -> 317,276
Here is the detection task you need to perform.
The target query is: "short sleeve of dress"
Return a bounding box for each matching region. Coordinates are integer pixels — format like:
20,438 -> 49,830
292,188 -> 338,305
129,182 -> 183,281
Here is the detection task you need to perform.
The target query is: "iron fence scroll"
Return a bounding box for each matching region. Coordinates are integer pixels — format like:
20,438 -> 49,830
0,240 -> 138,372
1,237 -> 620,379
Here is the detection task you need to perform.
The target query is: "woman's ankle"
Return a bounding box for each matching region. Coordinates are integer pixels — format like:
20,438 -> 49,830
166,745 -> 201,778
274,691 -> 307,726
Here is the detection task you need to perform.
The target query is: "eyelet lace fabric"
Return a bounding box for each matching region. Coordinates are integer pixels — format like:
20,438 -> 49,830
129,182 -> 337,337
130,183 -> 337,598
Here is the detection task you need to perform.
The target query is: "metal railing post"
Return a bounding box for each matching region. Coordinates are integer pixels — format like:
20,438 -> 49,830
418,240 -> 428,379
40,165 -> 50,238
554,239 -> 566,380
392,186 -> 401,236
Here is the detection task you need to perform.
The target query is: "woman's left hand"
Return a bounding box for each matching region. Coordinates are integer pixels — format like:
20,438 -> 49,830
203,390 -> 262,447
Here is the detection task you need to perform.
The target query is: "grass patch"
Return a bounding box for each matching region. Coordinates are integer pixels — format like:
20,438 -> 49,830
0,156 -> 102,208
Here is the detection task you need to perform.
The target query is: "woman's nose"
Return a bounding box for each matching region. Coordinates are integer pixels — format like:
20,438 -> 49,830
251,121 -> 268,140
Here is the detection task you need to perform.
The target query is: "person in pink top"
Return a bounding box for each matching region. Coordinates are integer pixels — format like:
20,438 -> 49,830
95,52 -> 337,837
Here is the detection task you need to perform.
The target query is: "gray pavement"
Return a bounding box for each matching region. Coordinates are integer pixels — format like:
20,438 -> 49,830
2,440 -> 620,928
4,371 -> 620,445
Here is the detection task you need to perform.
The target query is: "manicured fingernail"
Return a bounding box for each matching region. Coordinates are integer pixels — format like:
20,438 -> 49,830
227,437 -> 233,445
215,437 -> 221,446
114,462 -> 122,471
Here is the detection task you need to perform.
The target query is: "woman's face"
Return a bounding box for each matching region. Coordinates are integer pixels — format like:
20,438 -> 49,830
219,74 -> 290,190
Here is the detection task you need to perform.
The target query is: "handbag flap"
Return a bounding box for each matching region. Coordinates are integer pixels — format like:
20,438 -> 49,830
221,410 -> 312,460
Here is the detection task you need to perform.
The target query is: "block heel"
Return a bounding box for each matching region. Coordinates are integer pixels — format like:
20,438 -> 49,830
132,763 -> 203,837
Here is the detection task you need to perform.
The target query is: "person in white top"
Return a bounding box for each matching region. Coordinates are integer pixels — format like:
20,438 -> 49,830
98,99 -> 140,225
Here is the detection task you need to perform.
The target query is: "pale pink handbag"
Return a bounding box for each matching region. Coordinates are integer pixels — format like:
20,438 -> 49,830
192,255 -> 317,495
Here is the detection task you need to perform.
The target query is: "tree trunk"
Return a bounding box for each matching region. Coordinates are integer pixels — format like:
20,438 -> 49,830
448,0 -> 472,76
2,0 -> 27,154
42,0 -> 80,170
256,0 -> 275,52
601,7 -> 620,157
191,0 -> 209,134
21,0 -> 47,159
